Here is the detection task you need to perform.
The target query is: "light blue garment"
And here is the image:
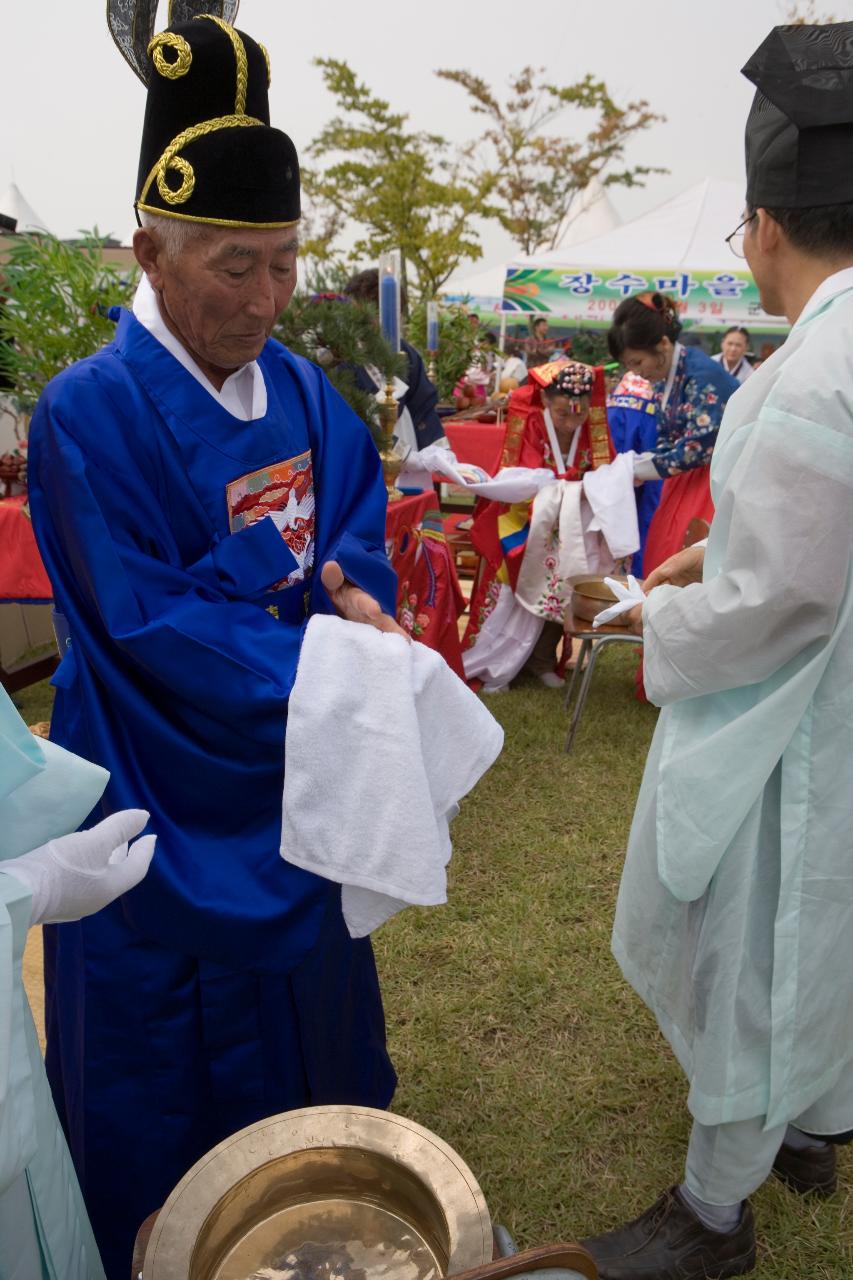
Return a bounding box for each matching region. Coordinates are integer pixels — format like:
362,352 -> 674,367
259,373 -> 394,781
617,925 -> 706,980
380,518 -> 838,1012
0,687 -> 107,1280
613,275 -> 853,1132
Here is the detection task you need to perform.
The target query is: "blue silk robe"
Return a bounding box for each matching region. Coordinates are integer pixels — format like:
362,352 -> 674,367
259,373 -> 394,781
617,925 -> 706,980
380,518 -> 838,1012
27,310 -> 398,1279
607,375 -> 661,574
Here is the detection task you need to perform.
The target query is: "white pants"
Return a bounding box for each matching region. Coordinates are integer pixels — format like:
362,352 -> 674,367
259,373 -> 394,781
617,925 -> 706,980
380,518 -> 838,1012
685,1071 -> 853,1205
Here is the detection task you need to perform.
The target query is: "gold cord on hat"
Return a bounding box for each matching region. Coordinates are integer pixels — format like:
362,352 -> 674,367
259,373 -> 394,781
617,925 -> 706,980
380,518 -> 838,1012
138,113 -> 263,206
139,15 -> 267,214
199,13 -> 248,113
148,31 -> 192,79
258,42 -> 271,86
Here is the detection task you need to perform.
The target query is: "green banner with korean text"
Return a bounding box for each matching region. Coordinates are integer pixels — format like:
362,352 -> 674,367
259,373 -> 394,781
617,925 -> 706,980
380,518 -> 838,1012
502,265 -> 788,332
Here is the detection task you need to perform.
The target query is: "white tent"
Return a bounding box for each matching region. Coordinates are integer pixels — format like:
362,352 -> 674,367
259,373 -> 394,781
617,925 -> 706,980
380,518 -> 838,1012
517,178 -> 742,271
0,182 -> 51,234
553,174 -> 621,250
443,176 -> 621,315
501,178 -> 785,332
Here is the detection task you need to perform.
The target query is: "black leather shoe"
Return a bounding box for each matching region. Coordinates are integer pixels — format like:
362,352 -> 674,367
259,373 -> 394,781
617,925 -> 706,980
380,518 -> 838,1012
772,1140 -> 837,1196
581,1186 -> 756,1279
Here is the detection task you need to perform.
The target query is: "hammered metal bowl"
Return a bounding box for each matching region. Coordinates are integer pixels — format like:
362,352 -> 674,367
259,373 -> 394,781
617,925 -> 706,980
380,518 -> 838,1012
570,577 -> 628,626
142,1106 -> 492,1280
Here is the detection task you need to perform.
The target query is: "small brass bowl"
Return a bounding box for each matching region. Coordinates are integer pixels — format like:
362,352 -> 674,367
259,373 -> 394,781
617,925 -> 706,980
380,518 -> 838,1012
143,1106 -> 492,1280
571,576 -> 628,627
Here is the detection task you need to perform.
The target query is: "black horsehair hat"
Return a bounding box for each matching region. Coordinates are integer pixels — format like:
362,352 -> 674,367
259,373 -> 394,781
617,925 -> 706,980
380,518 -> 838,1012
108,1 -> 300,228
742,22 -> 853,208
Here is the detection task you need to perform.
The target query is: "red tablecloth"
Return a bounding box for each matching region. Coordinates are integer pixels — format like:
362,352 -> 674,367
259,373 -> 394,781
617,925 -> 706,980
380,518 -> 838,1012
444,420 -> 507,477
0,489 -> 467,676
0,496 -> 52,601
386,490 -> 466,677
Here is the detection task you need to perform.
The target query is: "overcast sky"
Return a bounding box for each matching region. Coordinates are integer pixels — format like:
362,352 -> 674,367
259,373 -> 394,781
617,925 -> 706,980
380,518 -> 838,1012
4,0 -> 853,262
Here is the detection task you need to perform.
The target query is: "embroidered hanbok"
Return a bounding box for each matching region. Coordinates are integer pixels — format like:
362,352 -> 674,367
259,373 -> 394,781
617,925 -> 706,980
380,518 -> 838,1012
463,369 -> 614,651
642,345 -> 739,575
27,309 -> 398,1279
607,371 -> 661,574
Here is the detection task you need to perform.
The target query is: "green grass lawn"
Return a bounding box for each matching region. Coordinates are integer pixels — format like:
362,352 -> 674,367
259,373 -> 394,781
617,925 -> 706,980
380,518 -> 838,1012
13,657 -> 851,1277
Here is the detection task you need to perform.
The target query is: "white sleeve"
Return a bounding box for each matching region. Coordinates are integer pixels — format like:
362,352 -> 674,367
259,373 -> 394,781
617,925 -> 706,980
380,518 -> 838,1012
643,402 -> 853,705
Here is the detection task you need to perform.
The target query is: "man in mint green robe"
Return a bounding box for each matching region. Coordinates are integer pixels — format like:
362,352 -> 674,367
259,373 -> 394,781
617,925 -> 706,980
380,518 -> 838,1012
0,688 -> 154,1279
584,22 -> 853,1280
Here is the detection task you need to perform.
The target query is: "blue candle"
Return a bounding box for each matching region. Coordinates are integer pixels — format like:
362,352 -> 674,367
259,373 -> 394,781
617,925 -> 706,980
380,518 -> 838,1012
427,301 -> 439,353
379,270 -> 400,352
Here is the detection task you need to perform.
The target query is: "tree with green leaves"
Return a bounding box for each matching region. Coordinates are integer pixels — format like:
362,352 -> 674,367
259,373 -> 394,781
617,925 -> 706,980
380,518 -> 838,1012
438,66 -> 664,256
274,294 -> 406,445
0,232 -> 135,415
304,59 -> 496,301
407,300 -> 479,403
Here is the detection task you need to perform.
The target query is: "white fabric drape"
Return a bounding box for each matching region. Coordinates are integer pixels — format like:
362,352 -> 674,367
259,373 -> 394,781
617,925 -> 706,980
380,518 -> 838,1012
281,615 -> 503,936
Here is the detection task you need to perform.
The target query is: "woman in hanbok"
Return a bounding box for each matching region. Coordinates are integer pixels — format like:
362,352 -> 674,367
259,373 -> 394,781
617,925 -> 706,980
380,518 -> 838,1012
463,360 -> 614,688
608,293 -> 739,578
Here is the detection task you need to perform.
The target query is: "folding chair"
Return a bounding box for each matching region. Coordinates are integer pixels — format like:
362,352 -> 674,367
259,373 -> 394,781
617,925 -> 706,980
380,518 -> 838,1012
563,612 -> 643,754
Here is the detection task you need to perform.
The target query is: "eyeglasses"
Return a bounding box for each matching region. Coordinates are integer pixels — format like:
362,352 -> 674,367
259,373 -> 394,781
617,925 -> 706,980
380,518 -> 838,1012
725,213 -> 757,259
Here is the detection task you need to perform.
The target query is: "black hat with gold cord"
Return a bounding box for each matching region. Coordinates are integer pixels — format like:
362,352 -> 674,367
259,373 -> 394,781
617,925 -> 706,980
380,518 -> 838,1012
108,0 -> 300,228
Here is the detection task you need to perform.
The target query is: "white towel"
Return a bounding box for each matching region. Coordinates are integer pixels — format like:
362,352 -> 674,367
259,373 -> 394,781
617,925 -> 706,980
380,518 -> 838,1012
582,451 -> 640,560
398,445 -> 555,502
281,615 -> 504,937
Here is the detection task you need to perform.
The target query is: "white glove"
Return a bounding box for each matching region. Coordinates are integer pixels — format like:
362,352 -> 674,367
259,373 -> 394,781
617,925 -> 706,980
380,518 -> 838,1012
1,809 -> 156,925
592,575 -> 646,628
632,452 -> 661,482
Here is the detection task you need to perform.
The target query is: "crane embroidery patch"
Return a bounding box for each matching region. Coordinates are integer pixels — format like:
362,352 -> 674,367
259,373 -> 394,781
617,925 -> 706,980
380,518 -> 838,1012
226,451 -> 315,588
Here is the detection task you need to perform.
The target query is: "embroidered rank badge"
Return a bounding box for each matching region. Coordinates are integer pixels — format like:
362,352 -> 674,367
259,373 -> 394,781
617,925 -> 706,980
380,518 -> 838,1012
226,451 -> 315,589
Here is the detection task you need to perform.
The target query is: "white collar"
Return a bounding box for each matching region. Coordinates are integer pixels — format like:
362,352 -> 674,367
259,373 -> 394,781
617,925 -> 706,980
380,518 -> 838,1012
660,341 -> 683,413
798,266 -> 853,326
543,406 -> 581,474
131,274 -> 267,422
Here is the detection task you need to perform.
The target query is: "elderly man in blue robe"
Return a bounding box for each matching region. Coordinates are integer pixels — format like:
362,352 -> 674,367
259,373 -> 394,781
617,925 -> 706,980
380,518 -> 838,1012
582,23 -> 853,1280
27,11 -> 403,1279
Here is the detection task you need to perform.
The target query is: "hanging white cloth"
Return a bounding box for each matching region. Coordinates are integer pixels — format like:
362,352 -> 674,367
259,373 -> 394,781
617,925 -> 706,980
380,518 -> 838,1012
398,445 -> 555,502
281,615 -> 503,937
582,451 -> 641,559
515,481 -> 593,616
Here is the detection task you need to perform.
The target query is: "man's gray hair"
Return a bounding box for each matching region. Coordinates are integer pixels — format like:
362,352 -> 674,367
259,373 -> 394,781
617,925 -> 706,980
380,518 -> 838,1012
138,210 -> 206,258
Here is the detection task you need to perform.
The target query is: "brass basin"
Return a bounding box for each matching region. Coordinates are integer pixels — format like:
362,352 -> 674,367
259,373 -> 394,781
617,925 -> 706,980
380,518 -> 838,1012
572,577 -> 622,604
571,577 -> 629,626
143,1107 -> 492,1280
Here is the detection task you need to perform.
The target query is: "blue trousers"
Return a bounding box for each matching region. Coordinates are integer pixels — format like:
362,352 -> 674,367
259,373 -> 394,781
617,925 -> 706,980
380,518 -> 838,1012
44,893 -> 396,1280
